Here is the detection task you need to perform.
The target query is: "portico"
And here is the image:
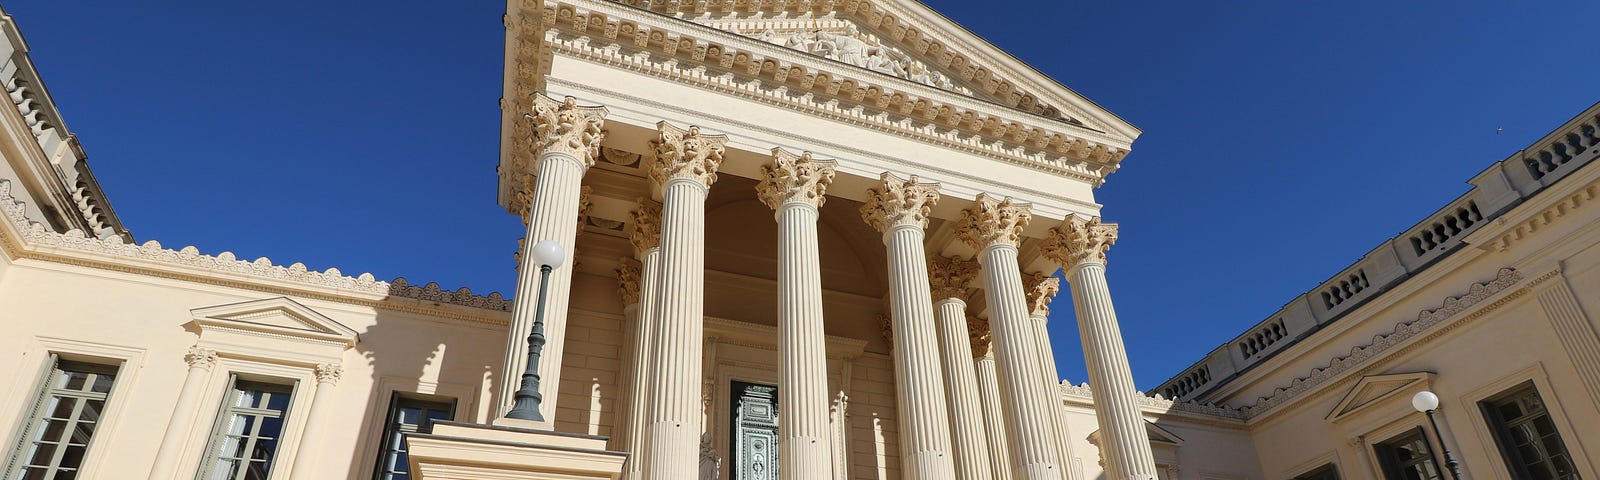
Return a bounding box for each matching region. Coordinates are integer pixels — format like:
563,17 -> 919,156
484,0 -> 1155,477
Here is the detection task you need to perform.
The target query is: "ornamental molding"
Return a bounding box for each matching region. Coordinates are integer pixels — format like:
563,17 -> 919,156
756,148 -> 837,210
521,1 -> 1132,185
1485,183 -> 1598,252
616,256 -> 643,304
955,194 -> 1031,250
927,254 -> 978,301
628,197 -> 664,254
1058,382 -> 1248,422
651,122 -> 729,189
860,172 -> 939,232
0,179 -> 513,321
1238,268 -> 1525,421
1043,215 -> 1117,268
747,24 -> 964,94
315,363 -> 344,385
1021,273 -> 1060,317
185,346 -> 220,370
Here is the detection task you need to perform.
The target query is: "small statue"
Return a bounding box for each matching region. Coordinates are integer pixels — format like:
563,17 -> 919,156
698,433 -> 722,480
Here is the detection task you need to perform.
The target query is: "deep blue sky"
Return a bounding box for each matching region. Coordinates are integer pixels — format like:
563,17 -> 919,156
9,1 -> 1598,390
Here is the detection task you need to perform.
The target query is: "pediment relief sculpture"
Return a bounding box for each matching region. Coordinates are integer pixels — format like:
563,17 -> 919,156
749,24 -> 963,94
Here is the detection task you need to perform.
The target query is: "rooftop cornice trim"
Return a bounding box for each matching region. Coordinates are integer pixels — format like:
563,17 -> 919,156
544,1 -> 1133,152
1058,381 -> 1248,423
592,0 -> 1141,140
1236,267 -> 1527,423
0,179 -> 514,320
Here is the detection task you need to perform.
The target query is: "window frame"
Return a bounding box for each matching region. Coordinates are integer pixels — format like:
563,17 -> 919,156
1292,463 -> 1340,480
1372,427 -> 1445,480
193,375 -> 298,480
371,394 -> 456,480
2,355 -> 121,480
1479,382 -> 1579,480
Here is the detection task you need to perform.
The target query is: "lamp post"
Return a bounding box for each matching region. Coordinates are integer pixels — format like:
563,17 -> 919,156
1412,391 -> 1463,480
506,240 -> 565,421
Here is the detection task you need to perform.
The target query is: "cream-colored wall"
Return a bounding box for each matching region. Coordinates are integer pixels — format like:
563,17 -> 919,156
1060,401 -> 1261,480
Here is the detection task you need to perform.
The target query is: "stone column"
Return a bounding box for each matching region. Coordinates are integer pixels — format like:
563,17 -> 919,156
928,255 -> 994,480
1043,216 -> 1157,480
972,329 -> 1016,480
758,149 -> 838,479
621,200 -> 663,479
640,123 -> 726,480
288,363 -> 342,479
499,95 -> 607,424
147,347 -> 218,480
615,258 -> 642,450
859,172 -> 958,479
1023,273 -> 1080,480
956,194 -> 1062,479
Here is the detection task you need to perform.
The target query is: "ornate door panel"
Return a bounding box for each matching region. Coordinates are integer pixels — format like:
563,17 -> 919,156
730,381 -> 779,480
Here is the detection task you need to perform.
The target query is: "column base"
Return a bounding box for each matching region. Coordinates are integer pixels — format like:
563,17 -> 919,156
406,420 -> 628,480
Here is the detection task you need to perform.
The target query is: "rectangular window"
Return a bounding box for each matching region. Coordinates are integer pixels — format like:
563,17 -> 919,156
4,357 -> 119,480
197,378 -> 294,480
1374,428 -> 1443,480
372,395 -> 454,480
1293,464 -> 1340,480
1481,384 -> 1579,480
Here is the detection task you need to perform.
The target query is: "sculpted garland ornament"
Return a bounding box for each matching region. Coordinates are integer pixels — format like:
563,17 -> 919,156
757,149 -> 836,210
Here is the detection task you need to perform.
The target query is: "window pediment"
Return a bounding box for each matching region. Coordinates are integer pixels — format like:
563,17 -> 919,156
1324,371 -> 1433,423
188,297 -> 358,364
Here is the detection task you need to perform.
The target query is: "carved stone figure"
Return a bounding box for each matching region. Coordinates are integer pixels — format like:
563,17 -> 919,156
699,432 -> 722,479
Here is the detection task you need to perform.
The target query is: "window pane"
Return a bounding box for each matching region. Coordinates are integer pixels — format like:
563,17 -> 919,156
9,360 -> 118,475
200,379 -> 293,480
373,395 -> 455,480
1483,385 -> 1578,480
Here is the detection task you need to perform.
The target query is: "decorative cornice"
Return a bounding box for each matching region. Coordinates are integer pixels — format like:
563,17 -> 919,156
1238,268 -> 1523,419
525,0 -> 1134,184
1059,382 -> 1248,421
1043,215 -> 1117,268
650,122 -> 728,189
627,197 -> 663,255
1022,272 -> 1060,317
860,172 -> 939,232
616,256 -> 642,305
756,149 -> 836,210
1,179 -> 514,316
315,363 -> 344,385
955,194 -> 1030,250
1487,183 -> 1598,252
927,254 -> 978,301
185,346 -> 219,370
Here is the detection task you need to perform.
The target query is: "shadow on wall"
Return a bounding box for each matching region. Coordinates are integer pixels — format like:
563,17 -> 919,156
341,303 -> 501,480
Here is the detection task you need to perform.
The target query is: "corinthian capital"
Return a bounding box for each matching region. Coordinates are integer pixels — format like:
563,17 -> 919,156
185,346 -> 219,370
968,315 -> 992,357
757,149 -> 836,210
650,122 -> 727,189
628,198 -> 663,255
860,172 -> 940,232
928,255 -> 979,301
1022,272 -> 1061,316
956,194 -> 1032,250
530,95 -> 608,168
616,257 -> 642,305
1043,215 -> 1118,267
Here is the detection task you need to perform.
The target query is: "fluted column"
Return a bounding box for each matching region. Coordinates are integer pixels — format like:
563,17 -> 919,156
859,173 -> 957,479
147,347 -> 219,480
640,123 -> 726,480
499,95 -> 607,424
972,330 -> 1016,480
758,149 -> 838,479
956,194 -> 1061,479
621,200 -> 663,479
288,363 -> 342,479
928,255 -> 994,480
1023,274 -> 1080,480
1043,216 -> 1157,480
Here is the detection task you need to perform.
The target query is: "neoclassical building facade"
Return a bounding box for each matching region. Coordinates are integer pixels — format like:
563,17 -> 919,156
1,1 -> 1598,480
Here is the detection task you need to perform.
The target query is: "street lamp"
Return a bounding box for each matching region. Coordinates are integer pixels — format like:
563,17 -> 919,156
506,240 -> 565,421
1412,391 -> 1463,480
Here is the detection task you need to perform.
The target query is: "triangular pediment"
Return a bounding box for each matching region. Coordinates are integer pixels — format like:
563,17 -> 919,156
1325,372 -> 1434,423
190,297 -> 359,346
1087,421 -> 1184,447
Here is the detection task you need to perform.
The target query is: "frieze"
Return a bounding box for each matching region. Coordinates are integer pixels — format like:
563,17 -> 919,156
1,179 -> 513,313
1238,268 -> 1523,418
